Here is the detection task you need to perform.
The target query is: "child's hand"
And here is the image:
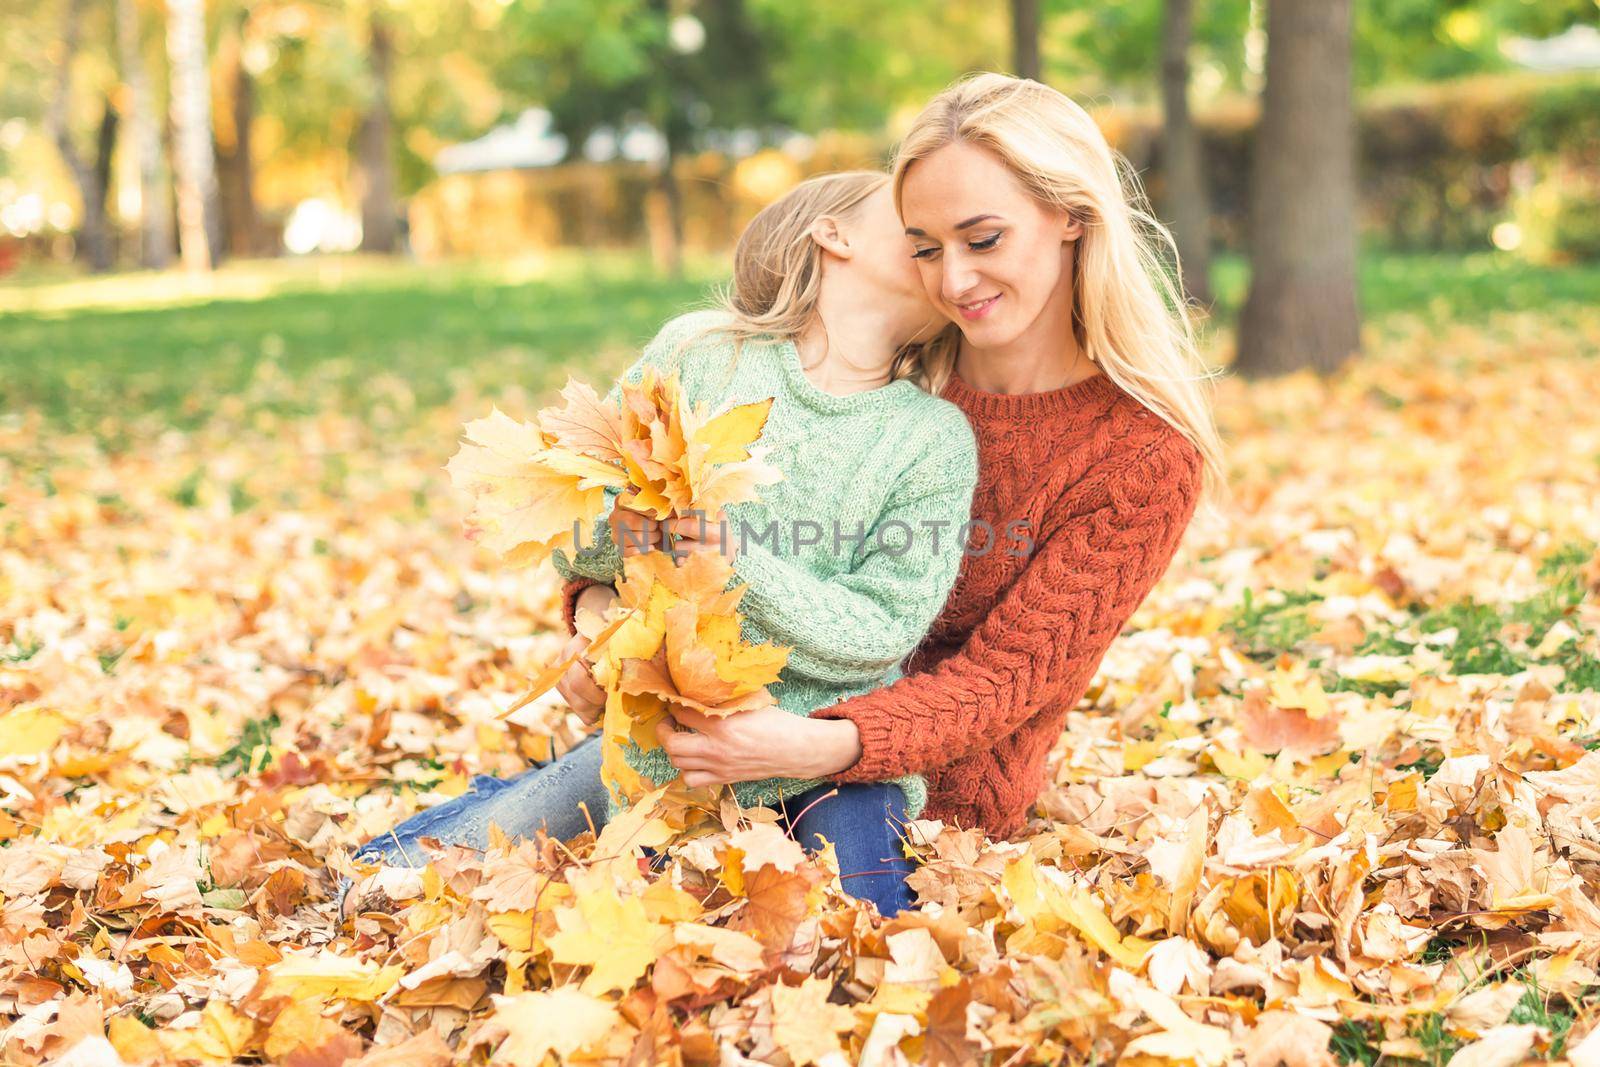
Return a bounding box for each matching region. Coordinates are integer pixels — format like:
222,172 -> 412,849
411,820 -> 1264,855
555,632 -> 605,725
667,510 -> 736,561
608,503 -> 665,558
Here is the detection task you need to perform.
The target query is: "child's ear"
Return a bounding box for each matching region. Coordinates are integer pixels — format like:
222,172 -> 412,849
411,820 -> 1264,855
1062,213 -> 1085,242
809,216 -> 853,259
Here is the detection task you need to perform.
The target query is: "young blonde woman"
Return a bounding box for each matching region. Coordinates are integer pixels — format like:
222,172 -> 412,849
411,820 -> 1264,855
570,73 -> 1223,854
341,171 -> 979,921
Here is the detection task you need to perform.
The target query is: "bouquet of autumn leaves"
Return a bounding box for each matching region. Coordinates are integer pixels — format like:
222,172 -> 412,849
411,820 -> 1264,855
444,368 -> 792,820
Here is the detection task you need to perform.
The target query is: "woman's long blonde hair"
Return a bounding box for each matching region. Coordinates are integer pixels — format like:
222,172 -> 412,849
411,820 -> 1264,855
688,170 -> 958,392
892,72 -> 1225,497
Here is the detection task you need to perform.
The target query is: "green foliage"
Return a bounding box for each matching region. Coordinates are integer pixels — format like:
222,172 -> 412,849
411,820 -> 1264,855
1515,166 -> 1600,264
1223,587 -> 1322,660
1237,539 -> 1595,705
1357,0 -> 1599,87
1330,1018 -> 1383,1067
1,641 -> 42,664
1509,978 -> 1578,1058
214,711 -> 282,774
1412,1011 -> 1464,1066
495,0 -> 775,158
747,0 -> 1004,131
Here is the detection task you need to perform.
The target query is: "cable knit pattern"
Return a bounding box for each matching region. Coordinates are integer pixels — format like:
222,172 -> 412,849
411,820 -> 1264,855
551,311 -> 979,825
807,371 -> 1203,841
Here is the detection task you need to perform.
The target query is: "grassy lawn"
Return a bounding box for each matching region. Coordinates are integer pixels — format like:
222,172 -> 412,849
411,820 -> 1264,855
0,252 -> 721,432
2,248 -> 1596,436
1208,249 -> 1600,327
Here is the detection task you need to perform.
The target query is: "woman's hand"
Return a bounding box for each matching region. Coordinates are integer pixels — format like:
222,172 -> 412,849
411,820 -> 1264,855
655,706 -> 863,785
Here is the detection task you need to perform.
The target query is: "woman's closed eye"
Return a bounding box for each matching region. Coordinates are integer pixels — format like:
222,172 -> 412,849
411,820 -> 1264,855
910,232 -> 1003,259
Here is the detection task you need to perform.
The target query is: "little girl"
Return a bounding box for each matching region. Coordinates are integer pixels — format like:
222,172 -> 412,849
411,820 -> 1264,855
344,171 -> 976,919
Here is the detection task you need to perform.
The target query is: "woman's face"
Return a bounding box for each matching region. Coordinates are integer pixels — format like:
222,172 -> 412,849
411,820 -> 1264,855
899,141 -> 1081,350
844,184 -> 946,341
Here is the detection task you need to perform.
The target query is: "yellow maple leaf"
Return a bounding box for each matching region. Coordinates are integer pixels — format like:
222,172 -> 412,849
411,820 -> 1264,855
537,378 -> 627,464
262,950 -> 404,1002
543,885 -> 668,996
487,987 -> 621,1065
0,706 -> 65,759
611,367 -> 780,519
1003,854 -> 1153,969
153,1001 -> 258,1063
263,998 -> 347,1061
445,406 -> 625,567
770,975 -> 858,1067
1120,980 -> 1234,1066
1267,667 -> 1333,719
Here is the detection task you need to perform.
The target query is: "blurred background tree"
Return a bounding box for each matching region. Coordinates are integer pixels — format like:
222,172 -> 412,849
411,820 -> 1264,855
2,0 -> 1596,372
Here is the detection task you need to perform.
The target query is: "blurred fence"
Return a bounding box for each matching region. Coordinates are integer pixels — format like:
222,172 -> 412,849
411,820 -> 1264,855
408,131 -> 887,262
409,72 -> 1599,264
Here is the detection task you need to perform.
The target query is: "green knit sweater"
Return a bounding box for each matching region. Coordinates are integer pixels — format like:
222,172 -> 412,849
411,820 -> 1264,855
551,310 -> 978,824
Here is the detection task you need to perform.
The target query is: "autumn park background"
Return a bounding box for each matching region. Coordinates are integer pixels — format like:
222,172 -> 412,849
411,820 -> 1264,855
3,0 -> 1600,1064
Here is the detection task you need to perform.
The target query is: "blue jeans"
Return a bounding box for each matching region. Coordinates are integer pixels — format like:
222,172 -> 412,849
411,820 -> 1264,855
349,731 -> 614,870
770,779 -> 918,919
344,732 -> 916,918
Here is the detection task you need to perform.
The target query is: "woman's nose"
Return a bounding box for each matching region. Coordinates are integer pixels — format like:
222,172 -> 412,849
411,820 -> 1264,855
942,255 -> 979,302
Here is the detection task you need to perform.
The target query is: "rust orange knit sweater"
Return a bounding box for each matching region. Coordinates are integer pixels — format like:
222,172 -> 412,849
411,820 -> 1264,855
562,370 -> 1202,841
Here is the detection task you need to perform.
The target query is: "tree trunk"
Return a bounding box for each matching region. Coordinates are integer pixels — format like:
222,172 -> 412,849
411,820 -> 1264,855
92,94 -> 120,264
166,0 -> 220,271
48,0 -> 114,273
215,10 -> 260,257
116,0 -> 174,269
1012,0 -> 1041,81
356,13 -> 400,253
646,150 -> 685,279
1159,0 -> 1213,307
1236,0 -> 1361,377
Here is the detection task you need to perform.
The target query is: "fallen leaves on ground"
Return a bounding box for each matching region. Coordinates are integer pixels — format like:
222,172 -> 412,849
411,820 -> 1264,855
2,310 -> 1598,1064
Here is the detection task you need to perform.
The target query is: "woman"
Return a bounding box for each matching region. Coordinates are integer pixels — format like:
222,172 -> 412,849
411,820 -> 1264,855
341,171 -> 979,921
570,73 -> 1222,860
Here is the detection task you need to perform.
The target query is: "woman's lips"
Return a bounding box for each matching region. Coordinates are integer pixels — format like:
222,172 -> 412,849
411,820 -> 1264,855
956,295 -> 1000,321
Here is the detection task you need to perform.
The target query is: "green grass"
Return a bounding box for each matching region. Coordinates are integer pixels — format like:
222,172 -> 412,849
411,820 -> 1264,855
1330,1018 -> 1383,1067
213,711 -> 283,775
1208,249 -> 1600,329
4,250 -> 1596,436
1229,539 -> 1597,708
0,252 -> 721,432
1222,587 -> 1324,660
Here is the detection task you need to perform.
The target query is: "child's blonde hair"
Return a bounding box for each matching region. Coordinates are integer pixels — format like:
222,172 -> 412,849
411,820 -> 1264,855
893,73 -> 1224,497
687,170 -> 958,391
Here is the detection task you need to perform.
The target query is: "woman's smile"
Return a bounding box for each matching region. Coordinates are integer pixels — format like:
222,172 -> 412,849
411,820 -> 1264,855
955,294 -> 1001,320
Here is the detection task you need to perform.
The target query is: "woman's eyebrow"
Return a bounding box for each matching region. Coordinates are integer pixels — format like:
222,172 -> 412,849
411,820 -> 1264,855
905,214 -> 1001,237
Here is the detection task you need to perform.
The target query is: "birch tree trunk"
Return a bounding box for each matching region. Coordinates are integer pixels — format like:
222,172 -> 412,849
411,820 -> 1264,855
165,0 -> 220,271
116,0 -> 173,269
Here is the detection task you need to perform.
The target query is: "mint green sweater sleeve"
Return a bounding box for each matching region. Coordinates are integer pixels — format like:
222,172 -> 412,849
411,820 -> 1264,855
730,408 -> 977,685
